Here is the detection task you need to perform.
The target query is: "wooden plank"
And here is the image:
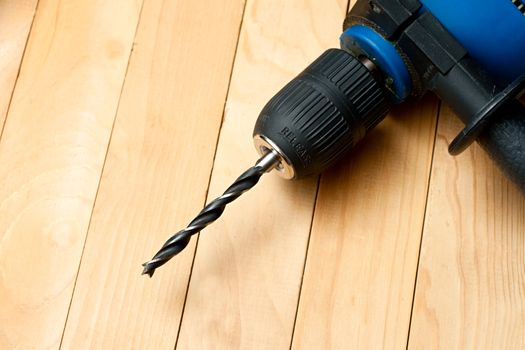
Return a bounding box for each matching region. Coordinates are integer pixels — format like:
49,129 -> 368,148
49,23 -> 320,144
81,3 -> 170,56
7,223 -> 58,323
0,0 -> 142,348
60,0 -> 246,348
292,96 -> 440,349
0,0 -> 38,135
408,105 -> 525,349
176,0 -> 349,348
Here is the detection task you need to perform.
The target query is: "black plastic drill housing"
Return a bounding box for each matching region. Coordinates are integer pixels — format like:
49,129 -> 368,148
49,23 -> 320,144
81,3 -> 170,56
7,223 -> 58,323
254,49 -> 392,179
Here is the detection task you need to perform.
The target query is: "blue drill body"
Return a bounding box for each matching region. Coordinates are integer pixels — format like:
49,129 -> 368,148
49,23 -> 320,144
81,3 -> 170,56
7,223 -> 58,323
421,0 -> 525,86
341,0 -> 525,100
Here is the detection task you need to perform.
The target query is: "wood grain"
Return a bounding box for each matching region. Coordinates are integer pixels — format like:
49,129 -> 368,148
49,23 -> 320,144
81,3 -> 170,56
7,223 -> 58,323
292,96 -> 439,349
0,0 -> 142,348
176,0 -> 349,348
408,105 -> 525,349
2,1 -> 522,348
0,0 -> 38,135
60,0 -> 246,348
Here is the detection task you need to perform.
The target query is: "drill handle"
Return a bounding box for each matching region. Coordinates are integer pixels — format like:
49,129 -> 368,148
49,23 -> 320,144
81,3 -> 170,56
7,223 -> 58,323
431,58 -> 525,193
478,100 -> 525,192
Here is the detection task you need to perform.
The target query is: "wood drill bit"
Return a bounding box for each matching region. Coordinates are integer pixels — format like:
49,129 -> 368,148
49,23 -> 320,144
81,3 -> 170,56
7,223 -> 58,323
142,150 -> 281,277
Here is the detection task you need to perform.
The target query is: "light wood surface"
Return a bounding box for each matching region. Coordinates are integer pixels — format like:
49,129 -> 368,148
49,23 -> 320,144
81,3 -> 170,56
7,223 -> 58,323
0,0 -> 37,135
292,96 -> 439,349
61,0 -> 245,348
0,0 -> 142,348
1,1 -> 523,349
408,105 -> 525,349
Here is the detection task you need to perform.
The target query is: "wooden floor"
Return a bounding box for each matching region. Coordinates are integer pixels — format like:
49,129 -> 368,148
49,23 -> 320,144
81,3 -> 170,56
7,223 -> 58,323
1,0 -> 523,349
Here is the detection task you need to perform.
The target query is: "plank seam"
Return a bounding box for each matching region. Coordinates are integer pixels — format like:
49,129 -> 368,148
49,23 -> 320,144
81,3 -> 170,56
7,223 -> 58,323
57,1 -> 147,347
172,1 -> 248,348
0,0 -> 40,141
288,174 -> 322,350
405,100 -> 442,350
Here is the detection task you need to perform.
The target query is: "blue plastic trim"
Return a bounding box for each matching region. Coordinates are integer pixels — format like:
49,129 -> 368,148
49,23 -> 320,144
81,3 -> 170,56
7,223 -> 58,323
421,0 -> 525,85
340,25 -> 411,102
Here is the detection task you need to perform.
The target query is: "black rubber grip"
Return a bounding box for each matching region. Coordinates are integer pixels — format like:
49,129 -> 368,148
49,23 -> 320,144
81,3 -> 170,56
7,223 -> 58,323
253,49 -> 392,178
477,100 -> 525,192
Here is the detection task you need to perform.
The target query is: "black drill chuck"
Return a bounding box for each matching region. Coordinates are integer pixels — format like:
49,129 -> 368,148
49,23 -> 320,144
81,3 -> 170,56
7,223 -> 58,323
253,49 -> 392,179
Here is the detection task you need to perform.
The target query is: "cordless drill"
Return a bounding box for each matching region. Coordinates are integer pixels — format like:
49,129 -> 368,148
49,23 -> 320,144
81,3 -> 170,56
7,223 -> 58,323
143,0 -> 525,276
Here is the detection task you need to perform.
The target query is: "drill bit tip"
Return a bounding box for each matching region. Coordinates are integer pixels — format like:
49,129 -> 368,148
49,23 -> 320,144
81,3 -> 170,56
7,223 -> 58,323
141,264 -> 155,277
142,150 -> 280,277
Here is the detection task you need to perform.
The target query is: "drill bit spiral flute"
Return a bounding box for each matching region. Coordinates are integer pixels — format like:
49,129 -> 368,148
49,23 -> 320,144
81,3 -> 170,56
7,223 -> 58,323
142,151 -> 280,276
144,0 -> 525,276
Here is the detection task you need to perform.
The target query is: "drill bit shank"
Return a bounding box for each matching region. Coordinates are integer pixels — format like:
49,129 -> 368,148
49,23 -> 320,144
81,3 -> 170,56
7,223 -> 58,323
142,150 -> 280,277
